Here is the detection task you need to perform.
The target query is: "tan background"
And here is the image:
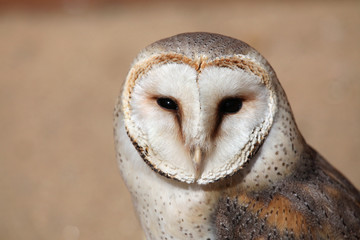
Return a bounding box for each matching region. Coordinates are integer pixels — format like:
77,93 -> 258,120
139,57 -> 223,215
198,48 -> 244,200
1,1 -> 359,239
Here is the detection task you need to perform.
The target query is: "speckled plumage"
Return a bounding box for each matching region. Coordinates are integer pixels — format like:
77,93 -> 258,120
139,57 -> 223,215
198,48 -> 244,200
113,32 -> 360,239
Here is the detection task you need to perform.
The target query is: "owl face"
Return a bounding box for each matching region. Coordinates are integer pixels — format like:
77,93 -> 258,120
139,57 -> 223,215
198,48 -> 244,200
119,33 -> 280,184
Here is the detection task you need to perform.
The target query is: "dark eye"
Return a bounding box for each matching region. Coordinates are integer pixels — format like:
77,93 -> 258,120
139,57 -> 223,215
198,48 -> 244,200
219,98 -> 243,114
156,97 -> 178,111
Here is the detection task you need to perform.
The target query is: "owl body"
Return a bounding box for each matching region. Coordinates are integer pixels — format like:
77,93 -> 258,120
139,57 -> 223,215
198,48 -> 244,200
114,33 -> 360,239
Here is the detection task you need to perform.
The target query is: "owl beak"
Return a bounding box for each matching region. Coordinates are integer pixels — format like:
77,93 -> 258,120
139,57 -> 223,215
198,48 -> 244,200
192,146 -> 203,179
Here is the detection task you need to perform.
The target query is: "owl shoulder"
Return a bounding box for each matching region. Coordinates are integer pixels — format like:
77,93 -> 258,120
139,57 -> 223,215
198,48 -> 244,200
214,147 -> 360,239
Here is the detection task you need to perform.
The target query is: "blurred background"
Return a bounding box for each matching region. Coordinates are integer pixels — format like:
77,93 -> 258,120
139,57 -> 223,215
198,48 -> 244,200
0,0 -> 359,239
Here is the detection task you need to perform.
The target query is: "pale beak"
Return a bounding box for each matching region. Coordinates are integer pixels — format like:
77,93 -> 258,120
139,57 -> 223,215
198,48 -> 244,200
192,146 -> 202,179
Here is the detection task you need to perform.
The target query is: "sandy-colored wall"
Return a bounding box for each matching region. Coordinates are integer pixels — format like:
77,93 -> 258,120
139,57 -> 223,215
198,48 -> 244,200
1,1 -> 359,239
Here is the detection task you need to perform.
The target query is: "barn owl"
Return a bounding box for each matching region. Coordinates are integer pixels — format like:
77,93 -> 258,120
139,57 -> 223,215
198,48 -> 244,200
113,32 -> 360,239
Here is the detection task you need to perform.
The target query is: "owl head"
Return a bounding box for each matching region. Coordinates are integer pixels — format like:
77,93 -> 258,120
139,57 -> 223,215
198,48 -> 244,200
114,32 -> 305,184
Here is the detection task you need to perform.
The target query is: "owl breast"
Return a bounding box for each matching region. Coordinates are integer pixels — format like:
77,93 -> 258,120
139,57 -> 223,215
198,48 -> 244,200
115,117 -> 219,239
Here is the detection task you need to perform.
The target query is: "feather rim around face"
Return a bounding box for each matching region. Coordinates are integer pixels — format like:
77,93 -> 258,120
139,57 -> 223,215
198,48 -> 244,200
121,50 -> 277,184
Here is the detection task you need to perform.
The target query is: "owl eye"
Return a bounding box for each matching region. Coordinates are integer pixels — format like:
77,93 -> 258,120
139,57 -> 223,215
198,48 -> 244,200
157,97 -> 178,111
219,98 -> 243,114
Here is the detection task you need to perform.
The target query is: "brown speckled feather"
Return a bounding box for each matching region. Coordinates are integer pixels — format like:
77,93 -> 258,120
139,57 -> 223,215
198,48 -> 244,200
215,146 -> 360,240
